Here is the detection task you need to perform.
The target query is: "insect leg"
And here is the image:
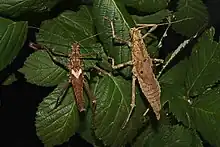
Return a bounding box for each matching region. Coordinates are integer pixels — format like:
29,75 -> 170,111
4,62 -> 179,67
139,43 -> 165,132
80,52 -> 97,57
138,17 -> 192,40
29,42 -> 69,57
152,58 -> 164,66
54,82 -> 70,109
83,79 -> 96,112
122,75 -> 137,129
79,52 -> 101,61
104,16 -> 130,45
29,42 -> 68,69
143,108 -> 150,117
141,25 -> 158,39
93,66 -> 111,76
108,57 -> 133,69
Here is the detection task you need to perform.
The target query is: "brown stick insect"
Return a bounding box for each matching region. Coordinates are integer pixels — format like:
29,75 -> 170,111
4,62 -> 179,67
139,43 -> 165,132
105,17 -> 191,127
29,38 -> 100,112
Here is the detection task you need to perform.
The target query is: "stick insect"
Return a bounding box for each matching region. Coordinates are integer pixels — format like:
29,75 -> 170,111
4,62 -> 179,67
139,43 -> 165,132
106,17 -> 191,127
29,33 -> 102,112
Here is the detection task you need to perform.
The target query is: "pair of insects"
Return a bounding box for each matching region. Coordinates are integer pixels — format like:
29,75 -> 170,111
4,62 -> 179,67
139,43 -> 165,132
30,17 -> 181,127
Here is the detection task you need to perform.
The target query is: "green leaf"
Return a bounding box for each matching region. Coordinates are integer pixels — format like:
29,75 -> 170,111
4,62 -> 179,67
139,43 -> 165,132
132,9 -> 172,24
36,6 -> 96,53
189,87 -> 220,146
160,28 -> 220,122
188,87 -> 220,146
93,75 -> 146,147
35,81 -> 80,147
124,0 -> 169,13
0,0 -> 63,17
2,73 -> 17,85
172,0 -> 209,37
19,51 -> 67,86
186,27 -> 220,97
160,28 -> 220,146
21,6 -> 105,86
35,6 -> 104,68
78,108 -> 97,146
81,43 -> 106,70
133,124 -> 203,147
93,0 -> 135,77
0,17 -> 27,71
160,59 -> 191,126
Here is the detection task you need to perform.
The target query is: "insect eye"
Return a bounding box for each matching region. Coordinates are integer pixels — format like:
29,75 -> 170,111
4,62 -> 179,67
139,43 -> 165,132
140,71 -> 143,74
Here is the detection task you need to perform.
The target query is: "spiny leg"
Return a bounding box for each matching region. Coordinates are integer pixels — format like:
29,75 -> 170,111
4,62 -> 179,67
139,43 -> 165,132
122,75 -> 137,129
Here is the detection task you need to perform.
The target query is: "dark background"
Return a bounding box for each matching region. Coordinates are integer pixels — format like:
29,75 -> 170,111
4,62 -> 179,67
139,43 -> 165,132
0,0 -> 220,146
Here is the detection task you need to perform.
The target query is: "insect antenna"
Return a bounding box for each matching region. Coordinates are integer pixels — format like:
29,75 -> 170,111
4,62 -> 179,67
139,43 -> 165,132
28,25 -> 110,60
137,17 -> 193,28
28,25 -> 109,47
28,26 -> 72,42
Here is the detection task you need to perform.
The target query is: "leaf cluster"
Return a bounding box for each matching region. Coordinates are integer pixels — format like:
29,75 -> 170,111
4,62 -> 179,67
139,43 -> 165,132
0,0 -> 218,147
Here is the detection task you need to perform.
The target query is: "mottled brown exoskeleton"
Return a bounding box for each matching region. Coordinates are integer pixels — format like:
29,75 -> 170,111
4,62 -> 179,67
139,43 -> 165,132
108,17 -> 190,127
129,27 -> 161,119
68,43 -> 85,112
29,42 -> 96,112
107,19 -> 164,127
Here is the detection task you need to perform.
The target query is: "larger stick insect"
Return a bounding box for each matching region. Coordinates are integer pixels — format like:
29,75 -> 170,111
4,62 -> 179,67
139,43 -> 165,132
106,17 -> 190,127
29,37 -> 101,112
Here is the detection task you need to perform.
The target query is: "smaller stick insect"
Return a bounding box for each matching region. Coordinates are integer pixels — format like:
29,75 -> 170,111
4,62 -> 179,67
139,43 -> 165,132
105,17 -> 191,128
29,41 -> 97,112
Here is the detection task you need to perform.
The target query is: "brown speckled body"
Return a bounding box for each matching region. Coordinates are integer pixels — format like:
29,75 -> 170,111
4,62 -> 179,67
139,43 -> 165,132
130,28 -> 161,120
68,43 -> 85,112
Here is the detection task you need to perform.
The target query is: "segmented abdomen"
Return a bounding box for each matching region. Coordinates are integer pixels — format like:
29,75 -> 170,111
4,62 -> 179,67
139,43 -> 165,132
71,73 -> 85,112
138,77 -> 161,120
133,60 -> 161,120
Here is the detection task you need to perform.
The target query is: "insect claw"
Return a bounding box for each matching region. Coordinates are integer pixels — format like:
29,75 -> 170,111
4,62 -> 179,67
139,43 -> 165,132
121,104 -> 136,129
152,58 -> 164,66
92,100 -> 97,105
29,42 -> 43,50
52,56 -> 57,61
152,58 -> 164,63
91,100 -> 97,112
79,108 -> 86,112
143,108 -> 150,117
